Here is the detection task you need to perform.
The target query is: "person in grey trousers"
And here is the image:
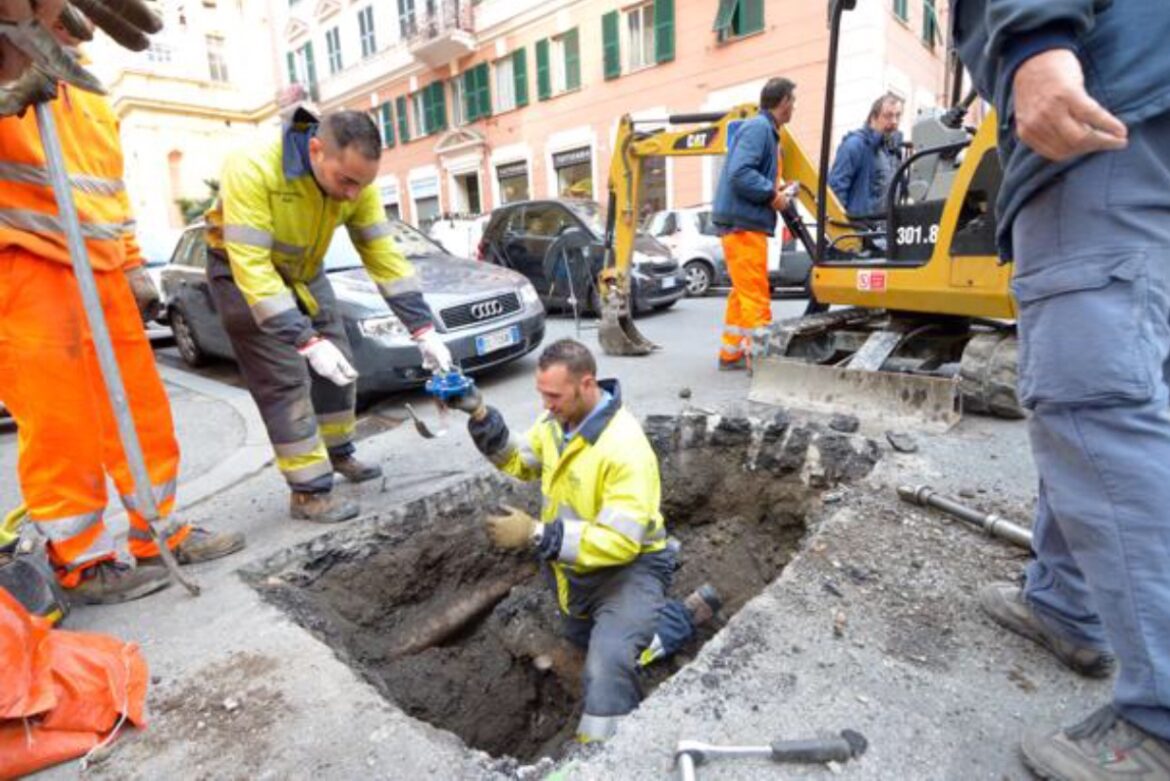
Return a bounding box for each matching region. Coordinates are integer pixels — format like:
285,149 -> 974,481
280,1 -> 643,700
955,1 -> 1170,779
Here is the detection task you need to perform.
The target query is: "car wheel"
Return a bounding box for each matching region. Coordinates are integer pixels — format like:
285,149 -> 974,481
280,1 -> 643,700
683,261 -> 714,297
170,307 -> 207,367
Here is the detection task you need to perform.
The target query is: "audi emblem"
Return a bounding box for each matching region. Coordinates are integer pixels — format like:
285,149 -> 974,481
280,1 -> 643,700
470,299 -> 504,320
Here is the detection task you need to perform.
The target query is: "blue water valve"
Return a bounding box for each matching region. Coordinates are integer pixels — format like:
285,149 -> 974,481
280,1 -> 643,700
424,370 -> 477,403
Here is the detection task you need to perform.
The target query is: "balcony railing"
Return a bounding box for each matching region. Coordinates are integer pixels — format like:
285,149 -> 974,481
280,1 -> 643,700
408,1 -> 476,67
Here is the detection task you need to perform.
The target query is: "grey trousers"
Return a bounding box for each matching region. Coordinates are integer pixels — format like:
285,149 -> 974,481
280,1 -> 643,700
1012,111 -> 1170,739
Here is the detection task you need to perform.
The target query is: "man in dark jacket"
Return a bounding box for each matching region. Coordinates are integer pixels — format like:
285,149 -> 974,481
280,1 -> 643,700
828,93 -> 904,218
711,77 -> 796,371
956,2 -> 1170,779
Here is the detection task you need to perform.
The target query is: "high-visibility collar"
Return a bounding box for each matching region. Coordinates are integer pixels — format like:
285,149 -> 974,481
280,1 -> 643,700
282,106 -> 320,180
561,379 -> 622,446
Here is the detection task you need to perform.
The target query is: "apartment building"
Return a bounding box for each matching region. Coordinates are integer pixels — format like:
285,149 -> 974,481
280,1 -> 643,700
277,0 -> 949,229
87,0 -> 282,232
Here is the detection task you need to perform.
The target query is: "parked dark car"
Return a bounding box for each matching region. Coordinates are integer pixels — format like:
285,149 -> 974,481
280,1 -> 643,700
161,220 -> 546,395
477,199 -> 686,314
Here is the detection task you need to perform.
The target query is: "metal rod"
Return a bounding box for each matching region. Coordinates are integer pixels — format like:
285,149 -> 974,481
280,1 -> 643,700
34,103 -> 199,596
897,484 -> 1033,549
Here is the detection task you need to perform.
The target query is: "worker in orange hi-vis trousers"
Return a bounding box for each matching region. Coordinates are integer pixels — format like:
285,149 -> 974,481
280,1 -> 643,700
711,77 -> 798,371
0,13 -> 244,605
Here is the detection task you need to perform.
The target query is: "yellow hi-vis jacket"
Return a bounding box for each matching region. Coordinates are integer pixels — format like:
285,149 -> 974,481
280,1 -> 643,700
477,380 -> 668,616
204,108 -> 432,346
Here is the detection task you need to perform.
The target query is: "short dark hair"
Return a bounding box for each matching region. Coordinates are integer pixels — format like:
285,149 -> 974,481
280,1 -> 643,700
760,78 -> 796,111
867,93 -> 905,123
538,338 -> 597,378
319,111 -> 382,160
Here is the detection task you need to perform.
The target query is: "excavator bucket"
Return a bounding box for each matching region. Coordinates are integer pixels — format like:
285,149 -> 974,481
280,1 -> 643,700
598,289 -> 656,355
748,356 -> 961,432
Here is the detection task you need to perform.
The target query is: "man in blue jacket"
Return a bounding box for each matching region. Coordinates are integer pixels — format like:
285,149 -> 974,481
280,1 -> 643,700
956,1 -> 1170,778
828,93 -> 904,218
711,77 -> 796,371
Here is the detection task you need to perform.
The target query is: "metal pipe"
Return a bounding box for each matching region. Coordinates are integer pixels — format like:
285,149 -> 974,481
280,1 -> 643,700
35,103 -> 199,596
897,484 -> 1033,549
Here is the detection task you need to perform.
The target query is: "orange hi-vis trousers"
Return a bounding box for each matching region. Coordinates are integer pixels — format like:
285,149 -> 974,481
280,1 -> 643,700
719,230 -> 772,366
0,251 -> 189,587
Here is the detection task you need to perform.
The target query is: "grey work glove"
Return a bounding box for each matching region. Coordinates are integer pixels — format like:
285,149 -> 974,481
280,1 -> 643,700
446,386 -> 485,418
124,265 -> 161,323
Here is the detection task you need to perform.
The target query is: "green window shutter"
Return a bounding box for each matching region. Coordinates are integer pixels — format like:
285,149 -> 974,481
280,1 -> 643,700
396,95 -> 410,142
602,12 -> 620,80
304,42 -> 317,86
654,0 -> 675,63
477,62 -> 492,118
513,48 -> 529,107
739,0 -> 764,35
893,0 -> 908,21
381,102 -> 395,147
536,39 -> 551,100
713,0 -> 737,34
463,70 -> 477,120
564,28 -> 581,90
286,51 -> 297,83
432,81 -> 447,131
922,0 -> 939,46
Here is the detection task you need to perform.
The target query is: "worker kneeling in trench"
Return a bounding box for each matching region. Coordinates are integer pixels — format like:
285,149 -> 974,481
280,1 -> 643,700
449,338 -> 721,743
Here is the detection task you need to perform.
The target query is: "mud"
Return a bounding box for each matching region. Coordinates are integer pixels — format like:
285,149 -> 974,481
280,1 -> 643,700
245,411 -> 880,764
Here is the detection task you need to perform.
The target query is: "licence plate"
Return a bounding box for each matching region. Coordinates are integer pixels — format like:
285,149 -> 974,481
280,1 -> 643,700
661,276 -> 678,289
475,325 -> 521,356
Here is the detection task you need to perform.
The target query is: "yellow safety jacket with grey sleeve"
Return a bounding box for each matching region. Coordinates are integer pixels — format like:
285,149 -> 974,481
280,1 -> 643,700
204,108 -> 433,346
469,379 -> 669,616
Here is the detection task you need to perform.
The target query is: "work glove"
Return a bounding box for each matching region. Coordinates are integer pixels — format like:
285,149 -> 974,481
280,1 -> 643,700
298,336 -> 358,386
414,327 -> 452,373
446,385 -> 485,419
484,504 -> 540,550
124,265 -> 161,323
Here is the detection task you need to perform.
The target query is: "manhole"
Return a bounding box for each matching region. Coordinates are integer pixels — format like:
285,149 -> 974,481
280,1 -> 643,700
245,409 -> 879,764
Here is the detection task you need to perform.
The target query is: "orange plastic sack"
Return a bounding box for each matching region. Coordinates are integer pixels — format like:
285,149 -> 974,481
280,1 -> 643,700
0,588 -> 149,780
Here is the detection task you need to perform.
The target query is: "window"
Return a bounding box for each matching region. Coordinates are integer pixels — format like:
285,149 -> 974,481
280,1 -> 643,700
325,26 -> 342,74
205,34 -> 228,82
397,0 -> 416,39
713,0 -> 764,40
494,55 -> 515,113
893,0 -> 908,21
411,91 -> 425,136
379,102 -> 394,147
359,6 -> 376,58
522,205 -> 572,238
410,83 -> 447,137
922,0 -> 939,47
450,78 -> 465,126
551,29 -> 580,94
626,4 -> 654,71
462,62 -> 491,121
290,42 -> 317,94
149,41 -> 174,63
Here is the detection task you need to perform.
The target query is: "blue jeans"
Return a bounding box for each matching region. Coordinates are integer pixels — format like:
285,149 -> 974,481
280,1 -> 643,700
1012,111 -> 1170,739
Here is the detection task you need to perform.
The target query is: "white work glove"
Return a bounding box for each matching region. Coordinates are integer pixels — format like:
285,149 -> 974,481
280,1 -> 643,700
415,328 -> 452,373
298,337 -> 358,386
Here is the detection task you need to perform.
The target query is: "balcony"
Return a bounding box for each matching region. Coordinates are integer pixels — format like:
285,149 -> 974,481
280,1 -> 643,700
408,1 -> 477,69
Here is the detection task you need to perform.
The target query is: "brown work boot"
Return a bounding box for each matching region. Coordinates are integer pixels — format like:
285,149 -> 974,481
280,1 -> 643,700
138,526 -> 246,567
1021,705 -> 1170,781
290,491 -> 360,523
68,560 -> 172,605
683,583 -> 723,627
717,356 -> 749,372
979,583 -> 1116,678
331,454 -> 383,484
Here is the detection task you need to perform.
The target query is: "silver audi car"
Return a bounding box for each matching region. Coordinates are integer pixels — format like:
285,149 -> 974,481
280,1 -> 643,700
160,220 -> 546,397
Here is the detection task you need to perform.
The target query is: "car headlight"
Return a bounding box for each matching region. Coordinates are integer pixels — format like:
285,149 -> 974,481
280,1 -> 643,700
358,314 -> 410,340
518,283 -> 540,307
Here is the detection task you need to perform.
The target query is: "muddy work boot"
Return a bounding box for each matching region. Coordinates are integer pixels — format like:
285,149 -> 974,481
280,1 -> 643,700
1021,705 -> 1170,781
68,560 -> 172,605
290,491 -> 360,523
683,583 -> 723,628
717,356 -> 749,372
331,454 -> 383,484
138,526 -> 246,567
979,582 -> 1116,678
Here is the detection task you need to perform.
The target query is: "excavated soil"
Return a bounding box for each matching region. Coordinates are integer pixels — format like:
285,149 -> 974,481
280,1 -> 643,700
246,409 -> 880,763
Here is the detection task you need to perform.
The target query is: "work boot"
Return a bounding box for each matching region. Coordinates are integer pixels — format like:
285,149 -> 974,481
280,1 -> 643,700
683,583 -> 722,628
137,526 -> 246,567
331,454 -> 383,484
68,560 -> 172,605
1021,705 -> 1170,781
717,356 -> 749,372
979,583 -> 1116,678
289,491 -> 360,524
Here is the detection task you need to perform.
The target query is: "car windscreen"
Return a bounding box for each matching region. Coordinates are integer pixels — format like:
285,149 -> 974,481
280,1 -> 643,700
564,200 -> 605,238
324,220 -> 445,271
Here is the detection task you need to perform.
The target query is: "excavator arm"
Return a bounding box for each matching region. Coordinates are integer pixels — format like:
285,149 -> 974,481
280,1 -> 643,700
599,104 -> 854,355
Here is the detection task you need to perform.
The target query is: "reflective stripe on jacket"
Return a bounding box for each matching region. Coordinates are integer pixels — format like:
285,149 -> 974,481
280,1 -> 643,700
0,83 -> 141,271
204,108 -> 432,345
475,379 -> 669,616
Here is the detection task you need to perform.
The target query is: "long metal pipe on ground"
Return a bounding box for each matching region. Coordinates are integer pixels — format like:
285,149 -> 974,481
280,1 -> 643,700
897,484 -> 1033,549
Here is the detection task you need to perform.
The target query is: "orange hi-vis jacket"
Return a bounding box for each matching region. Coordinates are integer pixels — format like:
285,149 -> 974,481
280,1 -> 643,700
0,82 -> 142,272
